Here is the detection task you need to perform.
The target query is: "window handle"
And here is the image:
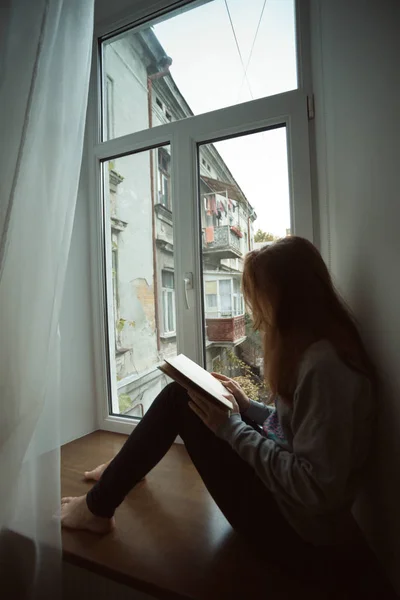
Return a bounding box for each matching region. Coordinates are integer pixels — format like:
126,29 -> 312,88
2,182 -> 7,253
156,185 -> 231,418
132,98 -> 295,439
183,273 -> 193,309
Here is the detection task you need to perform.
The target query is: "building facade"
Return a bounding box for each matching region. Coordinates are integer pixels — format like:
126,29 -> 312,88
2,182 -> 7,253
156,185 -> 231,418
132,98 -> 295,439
104,28 -> 257,416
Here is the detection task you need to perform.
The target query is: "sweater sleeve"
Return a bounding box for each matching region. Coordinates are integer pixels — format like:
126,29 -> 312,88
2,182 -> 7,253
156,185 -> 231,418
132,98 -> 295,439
243,399 -> 275,424
216,359 -> 363,513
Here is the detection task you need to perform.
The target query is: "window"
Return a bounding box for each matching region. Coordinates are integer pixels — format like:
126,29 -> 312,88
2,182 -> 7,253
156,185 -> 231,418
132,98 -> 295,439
206,294 -> 217,309
232,278 -> 242,316
219,279 -> 232,316
158,148 -> 171,208
96,0 -> 312,429
159,173 -> 170,208
162,270 -> 176,335
102,147 -> 178,418
101,0 -> 298,140
111,234 -> 120,347
205,280 -> 218,314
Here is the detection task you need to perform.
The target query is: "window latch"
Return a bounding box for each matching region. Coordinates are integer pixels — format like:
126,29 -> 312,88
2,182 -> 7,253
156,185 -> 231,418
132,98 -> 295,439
183,273 -> 193,309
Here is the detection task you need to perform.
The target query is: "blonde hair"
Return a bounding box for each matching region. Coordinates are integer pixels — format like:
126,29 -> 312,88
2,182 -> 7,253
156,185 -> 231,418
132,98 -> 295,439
242,237 -> 375,403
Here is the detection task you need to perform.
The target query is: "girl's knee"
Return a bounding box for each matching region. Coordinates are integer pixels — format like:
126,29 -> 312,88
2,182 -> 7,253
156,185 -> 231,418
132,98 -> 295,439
166,381 -> 189,402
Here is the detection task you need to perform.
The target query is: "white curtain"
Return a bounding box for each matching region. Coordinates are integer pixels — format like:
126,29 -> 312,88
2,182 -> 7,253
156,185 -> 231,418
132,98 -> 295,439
0,0 -> 94,597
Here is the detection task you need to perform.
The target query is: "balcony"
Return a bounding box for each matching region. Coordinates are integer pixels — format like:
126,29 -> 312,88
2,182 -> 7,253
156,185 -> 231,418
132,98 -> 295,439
205,314 -> 246,346
202,225 -> 242,260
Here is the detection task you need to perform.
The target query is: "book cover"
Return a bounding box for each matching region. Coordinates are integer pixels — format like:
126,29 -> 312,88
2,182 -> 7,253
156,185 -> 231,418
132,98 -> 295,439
158,354 -> 233,412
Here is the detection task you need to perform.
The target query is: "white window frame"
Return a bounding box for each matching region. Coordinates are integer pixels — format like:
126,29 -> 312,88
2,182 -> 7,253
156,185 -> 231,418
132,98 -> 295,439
88,0 -> 313,433
205,277 -> 244,318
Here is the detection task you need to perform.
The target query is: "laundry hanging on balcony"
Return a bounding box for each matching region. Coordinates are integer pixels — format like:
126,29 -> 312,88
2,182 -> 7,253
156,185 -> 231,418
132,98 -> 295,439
217,196 -> 228,215
205,226 -> 215,243
205,194 -> 217,216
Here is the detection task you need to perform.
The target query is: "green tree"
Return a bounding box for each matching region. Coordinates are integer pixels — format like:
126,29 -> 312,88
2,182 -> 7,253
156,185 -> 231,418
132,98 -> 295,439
213,350 -> 271,404
253,229 -> 280,243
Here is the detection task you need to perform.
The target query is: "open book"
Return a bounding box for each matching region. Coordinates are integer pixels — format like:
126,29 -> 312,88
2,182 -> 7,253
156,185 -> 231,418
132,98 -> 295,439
158,354 -> 233,412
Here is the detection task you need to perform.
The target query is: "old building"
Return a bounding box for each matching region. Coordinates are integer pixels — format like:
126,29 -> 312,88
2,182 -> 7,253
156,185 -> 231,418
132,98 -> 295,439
104,27 -> 257,416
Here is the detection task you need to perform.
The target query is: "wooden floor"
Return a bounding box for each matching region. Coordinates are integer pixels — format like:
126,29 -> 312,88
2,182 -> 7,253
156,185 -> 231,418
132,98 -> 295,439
61,431 -> 330,600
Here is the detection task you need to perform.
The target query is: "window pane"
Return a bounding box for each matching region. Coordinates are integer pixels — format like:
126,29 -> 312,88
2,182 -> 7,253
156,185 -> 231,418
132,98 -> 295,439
162,270 -> 174,288
102,0 -> 297,140
200,127 -> 291,405
103,145 -> 177,418
205,280 -> 217,294
206,294 -> 218,309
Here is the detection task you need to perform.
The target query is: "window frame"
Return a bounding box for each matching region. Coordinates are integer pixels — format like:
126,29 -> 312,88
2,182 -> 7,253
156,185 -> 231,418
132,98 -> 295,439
88,0 -> 313,433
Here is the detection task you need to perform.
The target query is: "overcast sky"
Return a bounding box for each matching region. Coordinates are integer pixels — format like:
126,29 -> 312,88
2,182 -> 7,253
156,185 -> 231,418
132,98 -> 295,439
154,0 -> 296,236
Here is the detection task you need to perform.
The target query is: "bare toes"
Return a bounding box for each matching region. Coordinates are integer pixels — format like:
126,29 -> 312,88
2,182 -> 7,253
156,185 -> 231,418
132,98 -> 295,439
61,496 -> 74,504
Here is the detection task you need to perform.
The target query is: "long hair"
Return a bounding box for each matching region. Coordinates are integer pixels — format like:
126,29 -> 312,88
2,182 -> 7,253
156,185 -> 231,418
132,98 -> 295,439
242,236 -> 376,403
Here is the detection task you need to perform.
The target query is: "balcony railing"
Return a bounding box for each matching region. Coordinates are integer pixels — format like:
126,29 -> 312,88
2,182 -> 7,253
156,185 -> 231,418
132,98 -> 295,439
205,314 -> 246,344
202,225 -> 242,260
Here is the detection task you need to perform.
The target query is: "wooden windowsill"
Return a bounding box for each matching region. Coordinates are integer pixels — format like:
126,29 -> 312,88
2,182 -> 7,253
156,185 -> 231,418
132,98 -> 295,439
61,431 -> 321,599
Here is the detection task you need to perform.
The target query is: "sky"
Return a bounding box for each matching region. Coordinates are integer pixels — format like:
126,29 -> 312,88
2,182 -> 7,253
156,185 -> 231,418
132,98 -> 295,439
153,0 -> 297,237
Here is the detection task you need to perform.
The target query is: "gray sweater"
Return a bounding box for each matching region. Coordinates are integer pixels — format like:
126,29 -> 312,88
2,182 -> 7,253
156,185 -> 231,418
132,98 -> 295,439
216,340 -> 374,545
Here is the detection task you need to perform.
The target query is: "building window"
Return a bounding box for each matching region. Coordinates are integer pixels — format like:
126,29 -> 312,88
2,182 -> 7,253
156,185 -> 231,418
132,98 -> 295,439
232,278 -> 242,316
205,278 -> 244,318
158,147 -> 171,209
111,233 -> 121,347
206,294 -> 217,309
156,97 -> 163,109
205,280 -> 218,313
162,270 -> 176,334
219,279 -> 232,316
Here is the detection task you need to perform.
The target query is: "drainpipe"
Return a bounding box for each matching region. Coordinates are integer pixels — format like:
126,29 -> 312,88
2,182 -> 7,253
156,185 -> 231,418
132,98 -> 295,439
247,206 -> 256,251
247,216 -> 251,251
147,57 -> 172,352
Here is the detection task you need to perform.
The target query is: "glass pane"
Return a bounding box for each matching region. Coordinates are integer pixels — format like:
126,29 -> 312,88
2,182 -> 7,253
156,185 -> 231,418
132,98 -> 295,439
200,127 -> 291,406
102,0 -> 297,140
162,270 -> 174,288
103,145 -> 177,418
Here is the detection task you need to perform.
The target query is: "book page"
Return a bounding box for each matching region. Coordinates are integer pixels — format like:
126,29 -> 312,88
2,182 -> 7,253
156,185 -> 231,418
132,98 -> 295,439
164,354 -> 232,409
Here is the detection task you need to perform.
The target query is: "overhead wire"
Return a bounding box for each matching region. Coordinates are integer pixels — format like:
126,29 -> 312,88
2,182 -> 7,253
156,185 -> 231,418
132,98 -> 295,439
236,0 -> 267,101
224,0 -> 254,99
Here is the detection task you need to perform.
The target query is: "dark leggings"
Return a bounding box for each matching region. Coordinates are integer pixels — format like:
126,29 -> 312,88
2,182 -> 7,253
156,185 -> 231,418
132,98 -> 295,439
87,383 -> 303,547
86,383 -> 395,595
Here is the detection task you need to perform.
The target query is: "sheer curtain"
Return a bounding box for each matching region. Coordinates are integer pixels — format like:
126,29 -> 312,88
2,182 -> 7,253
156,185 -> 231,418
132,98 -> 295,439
0,0 -> 94,597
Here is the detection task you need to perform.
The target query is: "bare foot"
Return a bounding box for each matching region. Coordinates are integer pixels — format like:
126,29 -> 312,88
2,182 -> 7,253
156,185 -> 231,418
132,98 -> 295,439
84,460 -> 112,482
61,495 -> 115,534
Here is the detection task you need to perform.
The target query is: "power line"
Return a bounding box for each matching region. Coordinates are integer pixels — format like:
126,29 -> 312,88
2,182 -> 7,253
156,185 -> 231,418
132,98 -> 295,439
224,0 -> 254,99
237,0 -> 267,102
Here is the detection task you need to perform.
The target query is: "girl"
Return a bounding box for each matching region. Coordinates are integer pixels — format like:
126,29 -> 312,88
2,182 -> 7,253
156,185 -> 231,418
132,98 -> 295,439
61,237 -> 388,593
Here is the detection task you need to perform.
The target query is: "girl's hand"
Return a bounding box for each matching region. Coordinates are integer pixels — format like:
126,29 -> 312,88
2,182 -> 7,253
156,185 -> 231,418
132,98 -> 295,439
188,390 -> 239,434
211,372 -> 250,414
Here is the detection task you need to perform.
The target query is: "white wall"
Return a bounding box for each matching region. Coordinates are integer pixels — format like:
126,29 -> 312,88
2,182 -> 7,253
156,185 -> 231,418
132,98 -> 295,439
310,0 -> 400,590
60,149 -> 97,445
